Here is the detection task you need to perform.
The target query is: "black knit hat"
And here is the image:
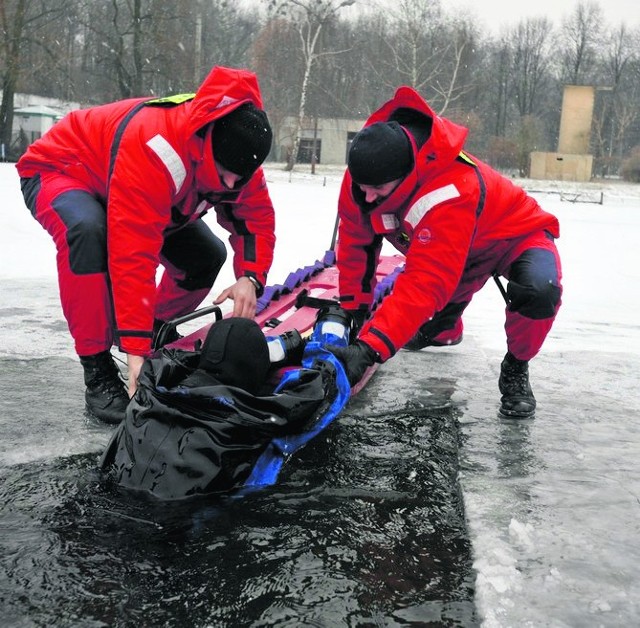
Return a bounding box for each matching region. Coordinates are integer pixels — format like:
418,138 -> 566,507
348,121 -> 413,186
193,318 -> 270,395
212,103 -> 273,178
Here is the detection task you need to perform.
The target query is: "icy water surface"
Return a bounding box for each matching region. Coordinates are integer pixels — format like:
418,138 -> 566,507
4,186 -> 640,625
0,356 -> 477,627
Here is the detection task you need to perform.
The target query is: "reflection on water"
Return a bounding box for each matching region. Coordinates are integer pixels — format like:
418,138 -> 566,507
0,359 -> 477,627
495,420 -> 537,477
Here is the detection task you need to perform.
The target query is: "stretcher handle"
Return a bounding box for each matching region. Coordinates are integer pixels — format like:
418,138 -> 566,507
153,305 -> 222,351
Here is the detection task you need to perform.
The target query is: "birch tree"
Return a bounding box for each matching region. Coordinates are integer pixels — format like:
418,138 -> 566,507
264,0 -> 355,171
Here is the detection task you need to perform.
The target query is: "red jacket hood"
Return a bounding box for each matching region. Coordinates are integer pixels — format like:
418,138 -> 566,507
363,86 -> 468,185
184,66 -> 266,137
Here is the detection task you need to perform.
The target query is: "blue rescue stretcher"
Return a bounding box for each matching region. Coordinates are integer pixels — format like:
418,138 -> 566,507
99,250 -> 405,499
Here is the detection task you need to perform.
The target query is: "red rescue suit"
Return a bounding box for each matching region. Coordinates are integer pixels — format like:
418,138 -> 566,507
17,66 -> 275,357
337,87 -> 562,362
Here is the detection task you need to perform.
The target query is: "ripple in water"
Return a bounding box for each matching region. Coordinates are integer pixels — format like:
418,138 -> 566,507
0,375 -> 477,627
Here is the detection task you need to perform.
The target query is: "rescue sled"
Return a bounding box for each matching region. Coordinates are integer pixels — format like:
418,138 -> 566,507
99,250 -> 405,500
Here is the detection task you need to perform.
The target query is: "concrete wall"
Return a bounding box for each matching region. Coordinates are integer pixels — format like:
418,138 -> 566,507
275,116 -> 366,165
557,85 -> 595,155
13,107 -> 60,138
530,152 -> 593,182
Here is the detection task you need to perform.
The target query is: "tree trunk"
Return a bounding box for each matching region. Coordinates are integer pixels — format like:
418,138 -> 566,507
285,24 -> 322,172
0,0 -> 27,153
131,0 -> 144,95
311,116 -> 318,174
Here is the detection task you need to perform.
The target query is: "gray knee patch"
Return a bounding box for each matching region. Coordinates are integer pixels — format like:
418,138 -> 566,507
507,280 -> 561,319
53,190 -> 108,274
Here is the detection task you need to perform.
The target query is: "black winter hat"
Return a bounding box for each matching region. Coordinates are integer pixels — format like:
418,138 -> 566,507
193,317 -> 270,395
212,103 -> 273,178
348,121 -> 413,186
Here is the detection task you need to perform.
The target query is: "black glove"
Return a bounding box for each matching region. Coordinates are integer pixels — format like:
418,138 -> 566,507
326,340 -> 378,386
349,309 -> 369,341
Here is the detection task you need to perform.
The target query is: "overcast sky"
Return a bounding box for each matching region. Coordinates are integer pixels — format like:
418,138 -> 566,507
334,0 -> 638,35
242,1 -> 638,34
440,0 -> 636,33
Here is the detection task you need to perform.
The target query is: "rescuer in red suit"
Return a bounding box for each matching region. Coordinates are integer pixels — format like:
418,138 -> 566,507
17,66 -> 275,424
328,86 -> 563,419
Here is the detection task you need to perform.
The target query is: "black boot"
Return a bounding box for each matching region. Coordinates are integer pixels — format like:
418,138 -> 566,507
498,352 -> 536,419
80,351 -> 129,424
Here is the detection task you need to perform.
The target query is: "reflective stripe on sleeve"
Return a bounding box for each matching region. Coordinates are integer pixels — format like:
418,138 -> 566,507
405,184 -> 460,228
146,134 -> 187,194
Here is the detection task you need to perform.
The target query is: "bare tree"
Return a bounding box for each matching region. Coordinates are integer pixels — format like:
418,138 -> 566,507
306,17 -> 367,117
602,23 -> 637,89
370,0 -> 444,91
264,0 -> 355,171
354,0 -> 476,115
508,17 -> 554,117
590,24 -> 640,175
199,0 -> 257,74
251,16 -> 302,159
3,0 -> 639,170
487,42 -> 511,137
430,19 -> 477,115
0,0 -> 29,153
559,1 -> 603,85
78,0 -> 152,98
0,0 -> 71,154
514,114 -> 545,176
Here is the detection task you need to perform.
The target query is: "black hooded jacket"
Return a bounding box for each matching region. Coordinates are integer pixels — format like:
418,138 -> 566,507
99,346 -> 338,500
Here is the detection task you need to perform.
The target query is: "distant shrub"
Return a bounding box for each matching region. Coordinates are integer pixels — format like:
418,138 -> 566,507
593,155 -> 621,179
621,146 -> 640,183
486,136 -> 519,171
